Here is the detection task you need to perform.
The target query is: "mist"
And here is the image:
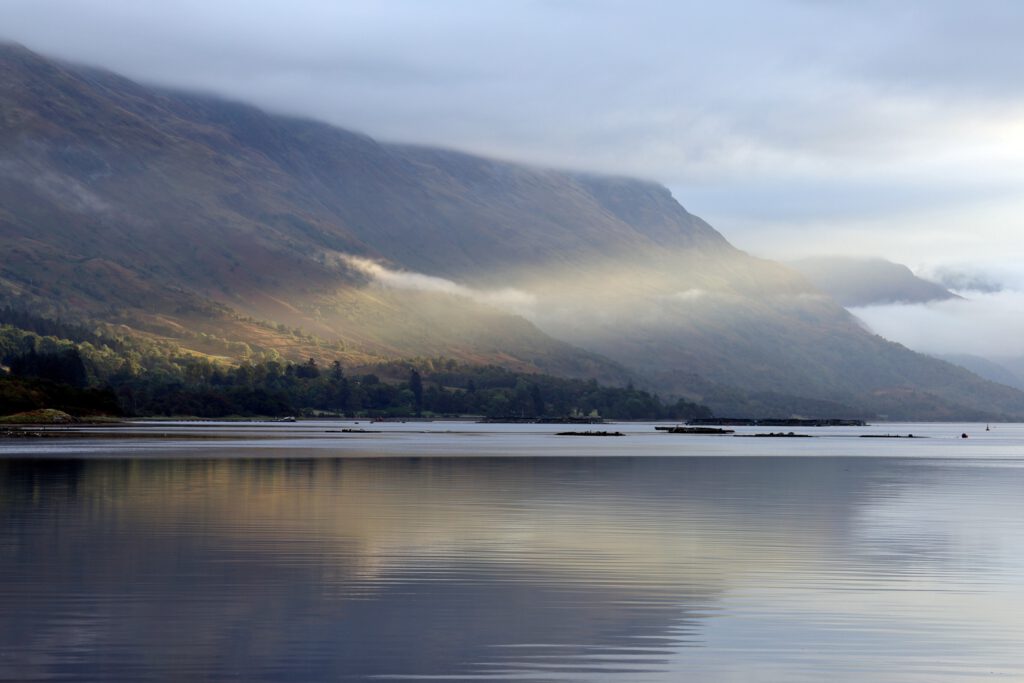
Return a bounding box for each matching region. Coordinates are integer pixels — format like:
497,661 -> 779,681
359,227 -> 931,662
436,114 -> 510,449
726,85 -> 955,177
4,0 -> 1024,270
338,254 -> 536,317
852,289 -> 1024,359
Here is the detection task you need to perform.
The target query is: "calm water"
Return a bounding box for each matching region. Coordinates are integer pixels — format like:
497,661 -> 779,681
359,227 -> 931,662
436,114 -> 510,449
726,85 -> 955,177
2,422 -> 1024,681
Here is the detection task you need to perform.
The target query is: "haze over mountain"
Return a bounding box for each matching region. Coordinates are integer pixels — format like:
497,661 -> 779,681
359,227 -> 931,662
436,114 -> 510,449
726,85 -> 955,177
788,257 -> 958,308
3,43 -> 1024,419
934,354 -> 1024,393
7,0 -> 1024,275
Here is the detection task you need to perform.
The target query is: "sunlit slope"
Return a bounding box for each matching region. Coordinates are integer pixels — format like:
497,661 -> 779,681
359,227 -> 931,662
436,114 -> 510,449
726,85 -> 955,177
524,249 -> 1024,419
2,43 -> 1022,418
0,43 -> 628,382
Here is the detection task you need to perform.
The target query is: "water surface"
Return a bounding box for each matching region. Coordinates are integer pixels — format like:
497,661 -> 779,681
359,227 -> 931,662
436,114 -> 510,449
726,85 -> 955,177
2,422 -> 1023,681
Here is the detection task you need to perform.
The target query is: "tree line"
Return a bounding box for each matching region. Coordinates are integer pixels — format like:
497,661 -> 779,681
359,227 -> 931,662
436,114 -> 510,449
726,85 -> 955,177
0,310 -> 711,420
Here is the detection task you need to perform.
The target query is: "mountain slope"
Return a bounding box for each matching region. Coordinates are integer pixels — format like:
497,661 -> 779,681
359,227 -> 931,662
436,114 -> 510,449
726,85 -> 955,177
788,256 -> 958,307
3,43 -> 1024,419
936,354 -> 1024,392
0,42 -> 631,383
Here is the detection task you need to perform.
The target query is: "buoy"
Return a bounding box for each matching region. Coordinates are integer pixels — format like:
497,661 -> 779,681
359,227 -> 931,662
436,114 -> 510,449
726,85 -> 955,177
961,433 -> 968,439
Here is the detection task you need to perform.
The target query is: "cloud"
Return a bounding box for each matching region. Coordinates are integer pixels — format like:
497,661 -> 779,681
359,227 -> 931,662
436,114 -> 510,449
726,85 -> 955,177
4,0 -> 1024,271
851,289 -> 1024,358
666,289 -> 708,302
921,264 -> 1024,295
338,254 -> 536,315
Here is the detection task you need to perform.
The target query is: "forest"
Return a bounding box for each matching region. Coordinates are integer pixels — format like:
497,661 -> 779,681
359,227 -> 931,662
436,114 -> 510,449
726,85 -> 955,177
0,307 -> 711,421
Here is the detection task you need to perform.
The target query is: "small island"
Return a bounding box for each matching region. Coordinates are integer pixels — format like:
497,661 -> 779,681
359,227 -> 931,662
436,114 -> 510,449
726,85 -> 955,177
555,430 -> 625,437
735,431 -> 813,438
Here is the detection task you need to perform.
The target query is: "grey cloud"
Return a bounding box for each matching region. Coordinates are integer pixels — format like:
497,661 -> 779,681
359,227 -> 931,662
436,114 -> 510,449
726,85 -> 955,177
678,176 -> 1021,224
852,291 -> 1024,358
848,1 -> 1024,99
3,0 -> 1024,271
849,260 -> 1024,359
923,265 -> 1024,295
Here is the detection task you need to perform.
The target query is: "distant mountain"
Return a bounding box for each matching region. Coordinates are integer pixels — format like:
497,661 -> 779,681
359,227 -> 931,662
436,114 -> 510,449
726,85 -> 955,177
929,266 -> 1005,294
935,354 -> 1024,392
999,356 -> 1024,380
3,43 -> 1024,420
788,257 -> 958,307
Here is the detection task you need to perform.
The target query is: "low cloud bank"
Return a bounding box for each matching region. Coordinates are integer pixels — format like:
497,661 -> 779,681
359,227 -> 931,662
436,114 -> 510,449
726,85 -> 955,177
338,254 -> 536,316
922,265 -> 1017,294
851,289 -> 1024,358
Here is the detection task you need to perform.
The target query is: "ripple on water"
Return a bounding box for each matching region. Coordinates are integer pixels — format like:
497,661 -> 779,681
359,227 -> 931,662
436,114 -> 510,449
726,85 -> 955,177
1,449 -> 1023,681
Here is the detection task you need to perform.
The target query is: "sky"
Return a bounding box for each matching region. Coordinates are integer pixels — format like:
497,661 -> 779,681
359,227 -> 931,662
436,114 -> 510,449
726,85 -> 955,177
3,0 -> 1024,357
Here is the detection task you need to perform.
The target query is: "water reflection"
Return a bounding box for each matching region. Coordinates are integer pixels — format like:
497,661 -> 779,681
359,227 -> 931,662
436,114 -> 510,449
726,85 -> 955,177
2,456 -> 1023,681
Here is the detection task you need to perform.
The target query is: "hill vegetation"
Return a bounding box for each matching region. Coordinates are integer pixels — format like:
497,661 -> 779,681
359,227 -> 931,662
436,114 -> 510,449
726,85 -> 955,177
0,310 -> 707,420
3,43 -> 1024,420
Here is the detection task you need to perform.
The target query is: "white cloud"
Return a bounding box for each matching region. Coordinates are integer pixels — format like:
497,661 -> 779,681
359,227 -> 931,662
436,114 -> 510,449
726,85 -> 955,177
851,290 -> 1024,358
338,254 -> 536,316
666,289 -> 708,302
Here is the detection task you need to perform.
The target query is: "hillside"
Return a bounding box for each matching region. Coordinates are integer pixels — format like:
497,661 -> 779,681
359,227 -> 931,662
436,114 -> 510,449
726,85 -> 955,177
0,42 -> 632,384
3,42 -> 1024,419
936,354 -> 1024,392
0,309 -> 702,420
788,256 -> 958,307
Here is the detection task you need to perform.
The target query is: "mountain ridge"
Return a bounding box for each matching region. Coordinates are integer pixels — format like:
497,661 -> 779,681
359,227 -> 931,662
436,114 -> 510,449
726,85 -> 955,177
3,43 -> 1024,419
788,256 -> 958,307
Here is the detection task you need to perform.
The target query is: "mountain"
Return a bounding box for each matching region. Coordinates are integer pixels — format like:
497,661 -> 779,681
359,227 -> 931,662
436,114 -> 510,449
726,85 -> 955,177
0,42 -> 633,384
3,42 -> 1024,420
787,256 -> 959,307
935,354 -> 1024,392
999,356 -> 1024,381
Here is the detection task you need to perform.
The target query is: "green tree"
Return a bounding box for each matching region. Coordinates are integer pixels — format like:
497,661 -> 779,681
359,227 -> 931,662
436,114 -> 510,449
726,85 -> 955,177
409,369 -> 424,415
